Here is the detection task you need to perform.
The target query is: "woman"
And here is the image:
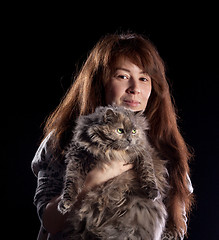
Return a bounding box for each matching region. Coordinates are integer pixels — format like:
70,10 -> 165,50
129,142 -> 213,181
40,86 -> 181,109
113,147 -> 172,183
32,33 -> 194,239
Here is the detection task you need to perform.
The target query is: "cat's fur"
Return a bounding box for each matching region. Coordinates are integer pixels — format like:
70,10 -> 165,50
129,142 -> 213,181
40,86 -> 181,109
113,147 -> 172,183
58,105 -> 169,240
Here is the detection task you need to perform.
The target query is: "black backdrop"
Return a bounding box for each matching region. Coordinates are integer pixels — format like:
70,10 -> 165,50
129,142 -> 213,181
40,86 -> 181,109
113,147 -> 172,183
7,5 -> 219,239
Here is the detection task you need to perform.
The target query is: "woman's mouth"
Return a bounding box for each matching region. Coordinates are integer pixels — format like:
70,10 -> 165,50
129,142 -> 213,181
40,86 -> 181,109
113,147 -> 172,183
123,100 -> 140,107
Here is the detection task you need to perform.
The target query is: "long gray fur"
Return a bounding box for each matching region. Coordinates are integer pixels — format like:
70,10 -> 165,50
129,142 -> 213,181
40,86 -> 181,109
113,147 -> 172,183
58,105 -> 169,240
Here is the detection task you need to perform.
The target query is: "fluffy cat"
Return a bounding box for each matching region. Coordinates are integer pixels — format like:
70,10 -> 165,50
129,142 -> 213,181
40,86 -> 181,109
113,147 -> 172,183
58,105 -> 169,240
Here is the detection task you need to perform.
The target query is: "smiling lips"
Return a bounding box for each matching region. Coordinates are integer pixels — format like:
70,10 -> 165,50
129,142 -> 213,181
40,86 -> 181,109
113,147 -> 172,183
123,99 -> 140,107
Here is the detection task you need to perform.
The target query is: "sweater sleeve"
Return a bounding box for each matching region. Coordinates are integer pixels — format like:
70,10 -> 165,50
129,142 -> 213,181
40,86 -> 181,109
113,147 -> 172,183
31,132 -> 65,222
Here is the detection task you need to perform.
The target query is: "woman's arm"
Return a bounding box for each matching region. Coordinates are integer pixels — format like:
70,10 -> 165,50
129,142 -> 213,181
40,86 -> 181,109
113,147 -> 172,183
42,196 -> 66,235
42,160 -> 133,235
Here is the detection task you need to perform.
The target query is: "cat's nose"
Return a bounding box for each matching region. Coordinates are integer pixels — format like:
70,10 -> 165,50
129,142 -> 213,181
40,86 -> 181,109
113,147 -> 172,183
127,137 -> 132,143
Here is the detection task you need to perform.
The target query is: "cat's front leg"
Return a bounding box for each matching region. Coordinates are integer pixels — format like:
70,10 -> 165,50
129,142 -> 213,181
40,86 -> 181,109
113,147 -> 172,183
135,150 -> 160,201
58,160 -> 84,214
58,180 -> 78,214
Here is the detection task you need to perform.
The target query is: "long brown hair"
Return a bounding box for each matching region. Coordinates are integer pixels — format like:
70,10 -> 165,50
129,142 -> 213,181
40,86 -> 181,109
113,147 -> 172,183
44,33 -> 194,237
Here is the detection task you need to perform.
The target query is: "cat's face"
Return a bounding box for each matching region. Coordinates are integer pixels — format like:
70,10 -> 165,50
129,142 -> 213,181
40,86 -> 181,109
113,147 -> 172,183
87,107 -> 147,150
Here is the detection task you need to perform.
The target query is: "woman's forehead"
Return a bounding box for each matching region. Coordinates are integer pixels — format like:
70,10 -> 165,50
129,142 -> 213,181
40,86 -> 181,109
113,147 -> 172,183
111,55 -> 149,75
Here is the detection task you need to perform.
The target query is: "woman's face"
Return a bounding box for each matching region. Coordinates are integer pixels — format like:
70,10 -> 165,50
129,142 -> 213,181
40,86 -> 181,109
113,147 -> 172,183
105,57 -> 152,111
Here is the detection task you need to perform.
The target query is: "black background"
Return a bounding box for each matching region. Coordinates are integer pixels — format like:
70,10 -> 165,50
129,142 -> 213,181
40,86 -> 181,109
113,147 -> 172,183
7,4 -> 218,239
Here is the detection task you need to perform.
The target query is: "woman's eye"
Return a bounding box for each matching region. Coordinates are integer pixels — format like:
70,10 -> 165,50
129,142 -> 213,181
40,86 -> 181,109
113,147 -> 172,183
117,128 -> 124,134
140,77 -> 148,82
118,75 -> 128,80
132,129 -> 137,134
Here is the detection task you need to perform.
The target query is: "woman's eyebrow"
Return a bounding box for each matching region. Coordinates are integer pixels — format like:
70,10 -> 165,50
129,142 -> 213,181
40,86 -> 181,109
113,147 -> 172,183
115,67 -> 130,72
115,67 -> 148,75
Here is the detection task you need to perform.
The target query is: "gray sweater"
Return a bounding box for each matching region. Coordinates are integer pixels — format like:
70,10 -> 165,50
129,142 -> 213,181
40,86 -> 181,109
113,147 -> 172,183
32,132 -> 193,240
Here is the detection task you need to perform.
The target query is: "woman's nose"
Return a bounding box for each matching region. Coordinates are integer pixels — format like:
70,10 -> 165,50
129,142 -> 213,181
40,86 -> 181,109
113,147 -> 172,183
126,78 -> 140,94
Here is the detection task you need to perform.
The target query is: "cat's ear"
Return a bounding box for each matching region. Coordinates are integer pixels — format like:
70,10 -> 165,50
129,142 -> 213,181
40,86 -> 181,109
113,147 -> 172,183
103,108 -> 117,123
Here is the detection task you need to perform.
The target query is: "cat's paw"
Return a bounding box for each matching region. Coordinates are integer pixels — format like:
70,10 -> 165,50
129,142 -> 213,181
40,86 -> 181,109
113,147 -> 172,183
58,198 -> 73,214
147,188 -> 160,201
161,231 -> 176,240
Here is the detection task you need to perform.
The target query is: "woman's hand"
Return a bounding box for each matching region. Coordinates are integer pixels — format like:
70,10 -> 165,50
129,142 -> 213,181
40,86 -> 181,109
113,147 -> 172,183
42,196 -> 68,235
83,160 -> 133,191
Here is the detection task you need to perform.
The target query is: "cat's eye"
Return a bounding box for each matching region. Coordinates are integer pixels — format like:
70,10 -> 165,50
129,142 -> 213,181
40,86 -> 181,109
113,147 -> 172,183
117,128 -> 124,134
132,129 -> 137,134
